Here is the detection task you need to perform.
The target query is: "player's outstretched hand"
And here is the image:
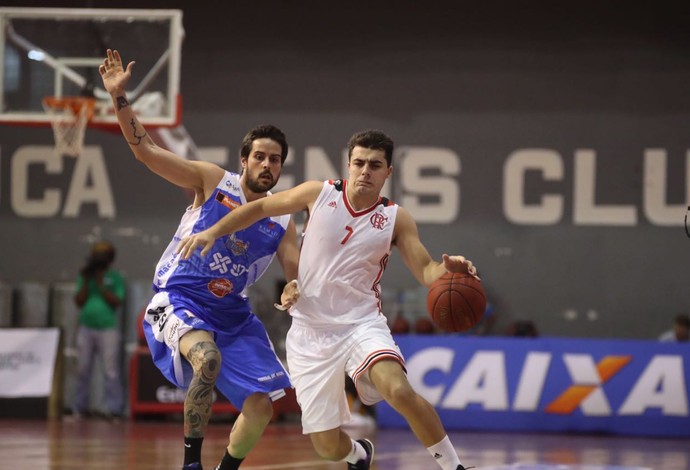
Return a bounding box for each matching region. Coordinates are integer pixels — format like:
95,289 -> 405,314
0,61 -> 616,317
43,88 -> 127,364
274,279 -> 300,311
442,254 -> 479,280
98,49 -> 135,95
176,230 -> 217,259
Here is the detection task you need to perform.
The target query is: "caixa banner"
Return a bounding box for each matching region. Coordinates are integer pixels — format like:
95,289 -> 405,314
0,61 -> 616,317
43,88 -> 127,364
376,336 -> 690,437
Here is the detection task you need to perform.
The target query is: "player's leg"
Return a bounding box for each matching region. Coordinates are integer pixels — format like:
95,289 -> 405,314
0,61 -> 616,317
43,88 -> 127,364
286,322 -> 373,468
142,292 -> 217,469
73,326 -> 96,417
100,328 -> 124,418
212,316 -> 292,469
368,359 -> 466,470
348,317 -> 467,470
309,428 -> 374,469
217,392 -> 273,467
179,328 -> 221,469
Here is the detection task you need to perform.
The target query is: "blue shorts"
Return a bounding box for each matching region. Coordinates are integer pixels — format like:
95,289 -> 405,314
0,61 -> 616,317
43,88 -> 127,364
142,291 -> 292,410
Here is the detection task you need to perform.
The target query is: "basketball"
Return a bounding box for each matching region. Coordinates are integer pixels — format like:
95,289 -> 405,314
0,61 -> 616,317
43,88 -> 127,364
426,272 -> 486,332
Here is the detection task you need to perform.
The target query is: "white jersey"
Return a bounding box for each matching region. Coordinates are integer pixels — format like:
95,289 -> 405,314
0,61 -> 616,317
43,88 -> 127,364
290,179 -> 398,327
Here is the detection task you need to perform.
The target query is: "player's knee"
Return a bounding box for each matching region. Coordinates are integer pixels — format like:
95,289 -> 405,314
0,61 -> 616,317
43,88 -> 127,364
241,393 -> 273,424
382,380 -> 417,407
186,341 -> 222,382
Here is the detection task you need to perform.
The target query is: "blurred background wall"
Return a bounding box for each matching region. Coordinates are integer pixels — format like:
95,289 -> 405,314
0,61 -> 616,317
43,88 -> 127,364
1,1 -> 688,344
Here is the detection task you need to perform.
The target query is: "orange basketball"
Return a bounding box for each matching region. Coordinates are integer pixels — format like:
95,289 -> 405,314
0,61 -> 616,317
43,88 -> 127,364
426,272 -> 486,332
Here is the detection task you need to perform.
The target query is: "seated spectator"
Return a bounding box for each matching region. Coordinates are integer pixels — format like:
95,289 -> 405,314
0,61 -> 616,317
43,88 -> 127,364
390,314 -> 411,334
658,314 -> 690,342
414,316 -> 436,334
506,319 -> 539,337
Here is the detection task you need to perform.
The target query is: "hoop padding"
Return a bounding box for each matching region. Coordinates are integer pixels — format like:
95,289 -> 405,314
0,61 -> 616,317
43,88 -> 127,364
41,96 -> 96,157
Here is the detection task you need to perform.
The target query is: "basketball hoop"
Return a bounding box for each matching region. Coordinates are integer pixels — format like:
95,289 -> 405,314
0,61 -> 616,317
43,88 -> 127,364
42,96 -> 96,157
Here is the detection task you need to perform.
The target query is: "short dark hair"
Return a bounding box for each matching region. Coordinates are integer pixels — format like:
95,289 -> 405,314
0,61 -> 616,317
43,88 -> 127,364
347,129 -> 394,166
240,124 -> 289,164
90,240 -> 116,263
675,314 -> 690,328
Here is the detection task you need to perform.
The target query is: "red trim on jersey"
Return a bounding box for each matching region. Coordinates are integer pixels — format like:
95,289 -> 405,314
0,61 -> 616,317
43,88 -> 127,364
372,253 -> 389,313
341,180 -> 383,217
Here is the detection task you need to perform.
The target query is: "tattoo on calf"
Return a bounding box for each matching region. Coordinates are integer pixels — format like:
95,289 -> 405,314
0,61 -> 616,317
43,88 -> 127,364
183,342 -> 220,437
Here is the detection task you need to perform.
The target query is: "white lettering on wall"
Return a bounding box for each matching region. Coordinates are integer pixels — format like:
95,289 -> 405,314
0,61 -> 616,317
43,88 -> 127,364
643,149 -> 690,226
304,146 -> 339,182
5,144 -> 688,226
404,347 -> 688,417
573,150 -> 636,225
12,146 -> 62,217
11,146 -> 115,218
618,355 -> 688,416
442,351 -> 509,410
406,347 -> 454,405
561,354 -> 612,416
63,148 -> 115,218
513,352 -> 552,411
504,148 -> 688,226
398,147 -> 460,223
504,149 -> 563,224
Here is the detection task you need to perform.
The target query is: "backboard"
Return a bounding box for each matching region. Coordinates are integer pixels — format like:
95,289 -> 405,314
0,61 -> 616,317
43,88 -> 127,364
0,7 -> 183,128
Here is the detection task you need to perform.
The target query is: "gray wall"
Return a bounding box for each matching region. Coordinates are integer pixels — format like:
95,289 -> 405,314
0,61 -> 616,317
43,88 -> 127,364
1,1 -> 689,340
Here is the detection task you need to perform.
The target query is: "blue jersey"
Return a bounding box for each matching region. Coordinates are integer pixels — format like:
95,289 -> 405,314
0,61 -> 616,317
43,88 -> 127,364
152,171 -> 289,331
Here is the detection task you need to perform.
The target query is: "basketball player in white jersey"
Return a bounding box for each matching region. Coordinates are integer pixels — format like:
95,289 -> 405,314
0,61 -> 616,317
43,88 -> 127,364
99,50 -> 300,470
178,129 -> 476,470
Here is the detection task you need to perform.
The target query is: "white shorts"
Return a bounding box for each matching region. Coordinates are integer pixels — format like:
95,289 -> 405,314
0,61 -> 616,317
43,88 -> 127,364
286,315 -> 405,434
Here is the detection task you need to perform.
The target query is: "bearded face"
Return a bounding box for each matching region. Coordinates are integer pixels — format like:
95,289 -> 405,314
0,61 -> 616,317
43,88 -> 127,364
245,165 -> 277,193
241,137 -> 284,195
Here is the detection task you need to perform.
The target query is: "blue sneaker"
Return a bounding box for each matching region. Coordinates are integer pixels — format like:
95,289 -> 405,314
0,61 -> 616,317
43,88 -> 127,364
182,463 -> 202,470
347,439 -> 374,469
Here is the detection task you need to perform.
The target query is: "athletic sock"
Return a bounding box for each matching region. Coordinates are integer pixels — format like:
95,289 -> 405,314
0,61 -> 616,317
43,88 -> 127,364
183,437 -> 204,465
427,435 -> 462,470
344,438 -> 367,464
215,449 -> 244,470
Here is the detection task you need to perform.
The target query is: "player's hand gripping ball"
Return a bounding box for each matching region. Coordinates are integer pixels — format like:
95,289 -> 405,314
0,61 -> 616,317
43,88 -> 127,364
426,272 -> 486,332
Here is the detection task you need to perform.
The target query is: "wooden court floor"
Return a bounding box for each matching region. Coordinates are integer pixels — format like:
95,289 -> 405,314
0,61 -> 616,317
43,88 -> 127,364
1,417 -> 688,470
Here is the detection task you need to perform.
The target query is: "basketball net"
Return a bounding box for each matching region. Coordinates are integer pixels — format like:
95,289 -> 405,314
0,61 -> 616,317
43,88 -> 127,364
42,96 -> 96,157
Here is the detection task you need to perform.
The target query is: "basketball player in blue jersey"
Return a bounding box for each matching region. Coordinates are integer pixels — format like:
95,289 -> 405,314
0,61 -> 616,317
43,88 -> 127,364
178,129 -> 476,470
99,50 -> 300,470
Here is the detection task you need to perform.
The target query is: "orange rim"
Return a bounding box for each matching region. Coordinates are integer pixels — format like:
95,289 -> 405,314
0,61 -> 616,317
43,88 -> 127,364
42,96 -> 96,120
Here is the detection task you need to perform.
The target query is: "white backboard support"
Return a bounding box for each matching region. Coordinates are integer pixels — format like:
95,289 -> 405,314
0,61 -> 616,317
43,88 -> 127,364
0,7 -> 183,128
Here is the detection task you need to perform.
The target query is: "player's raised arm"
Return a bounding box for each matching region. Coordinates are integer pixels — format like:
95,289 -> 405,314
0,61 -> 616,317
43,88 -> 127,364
99,49 -> 222,195
177,180 -> 323,259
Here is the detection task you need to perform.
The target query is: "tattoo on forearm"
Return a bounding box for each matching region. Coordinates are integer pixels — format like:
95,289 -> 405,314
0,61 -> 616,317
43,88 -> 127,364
115,96 -> 129,110
183,342 -> 220,437
127,118 -> 148,146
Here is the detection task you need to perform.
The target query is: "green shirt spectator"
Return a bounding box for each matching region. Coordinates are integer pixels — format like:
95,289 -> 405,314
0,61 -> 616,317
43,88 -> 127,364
76,270 -> 126,329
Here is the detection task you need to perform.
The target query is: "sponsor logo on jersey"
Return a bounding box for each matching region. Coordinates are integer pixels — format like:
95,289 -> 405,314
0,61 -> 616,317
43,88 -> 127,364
156,257 -> 176,278
208,278 -> 234,298
166,318 -> 179,343
224,180 -> 240,192
230,263 -> 248,277
209,252 -> 232,274
215,191 -> 240,210
328,200 -> 337,208
258,220 -> 281,238
226,234 -> 249,256
257,370 -> 286,382
370,211 -> 388,230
